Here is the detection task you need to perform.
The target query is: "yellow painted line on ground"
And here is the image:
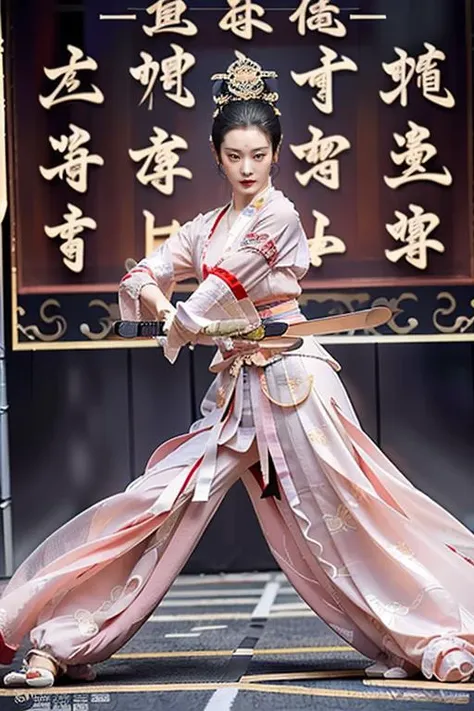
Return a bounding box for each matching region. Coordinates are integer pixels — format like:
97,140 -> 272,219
114,650 -> 227,659
150,612 -> 252,622
149,610 -> 313,622
112,645 -> 354,660
243,683 -> 468,704
161,598 -> 261,607
254,645 -> 352,655
364,678 -> 474,692
173,574 -> 278,585
0,681 -> 467,704
0,683 -> 222,697
165,587 -> 297,598
236,682 -> 468,703
242,669 -> 363,683
165,588 -> 295,598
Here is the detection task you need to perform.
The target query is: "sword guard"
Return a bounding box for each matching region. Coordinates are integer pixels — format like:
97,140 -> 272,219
259,321 -> 288,338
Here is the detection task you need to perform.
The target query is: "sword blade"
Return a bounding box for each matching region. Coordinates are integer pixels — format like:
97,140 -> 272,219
114,306 -> 392,342
280,306 -> 392,338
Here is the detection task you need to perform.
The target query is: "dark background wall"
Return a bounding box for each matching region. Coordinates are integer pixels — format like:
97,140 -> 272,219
3,339 -> 474,577
1,0 -> 474,578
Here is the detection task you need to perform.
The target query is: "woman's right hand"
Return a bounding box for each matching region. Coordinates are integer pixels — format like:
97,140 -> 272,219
140,284 -> 175,322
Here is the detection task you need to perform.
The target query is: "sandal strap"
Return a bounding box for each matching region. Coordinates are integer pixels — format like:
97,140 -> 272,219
25,649 -> 66,675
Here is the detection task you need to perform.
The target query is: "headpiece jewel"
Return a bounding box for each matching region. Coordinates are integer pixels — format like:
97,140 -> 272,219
211,51 -> 280,117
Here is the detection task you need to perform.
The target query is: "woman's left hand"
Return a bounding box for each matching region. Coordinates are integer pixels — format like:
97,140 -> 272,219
216,337 -> 260,358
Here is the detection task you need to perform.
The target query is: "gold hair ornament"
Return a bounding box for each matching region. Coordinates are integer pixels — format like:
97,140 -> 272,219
211,51 -> 280,117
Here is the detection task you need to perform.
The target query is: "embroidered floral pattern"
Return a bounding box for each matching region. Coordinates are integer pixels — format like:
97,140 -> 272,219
367,595 -> 410,626
216,386 -> 227,408
260,372 -> 314,407
347,481 -> 370,507
96,586 -> 124,615
74,609 -> 99,638
119,246 -> 174,300
367,590 -> 424,627
239,233 -> 278,266
119,269 -> 156,300
308,427 -> 329,446
390,542 -> 416,560
323,505 -> 357,534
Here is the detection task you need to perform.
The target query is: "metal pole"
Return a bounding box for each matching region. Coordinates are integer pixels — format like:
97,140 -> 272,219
0,0 -> 14,577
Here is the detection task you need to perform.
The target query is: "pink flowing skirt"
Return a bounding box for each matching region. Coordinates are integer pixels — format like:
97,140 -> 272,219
2,347 -> 474,683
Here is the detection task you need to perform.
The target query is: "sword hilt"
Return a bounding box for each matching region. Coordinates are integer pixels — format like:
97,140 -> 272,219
114,321 -> 165,338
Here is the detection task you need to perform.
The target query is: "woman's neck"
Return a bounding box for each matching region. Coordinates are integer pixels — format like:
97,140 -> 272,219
233,195 -> 250,212
232,181 -> 272,213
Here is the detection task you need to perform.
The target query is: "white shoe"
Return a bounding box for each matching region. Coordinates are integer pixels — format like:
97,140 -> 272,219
3,663 -> 55,688
3,666 -> 28,688
366,660 -> 408,679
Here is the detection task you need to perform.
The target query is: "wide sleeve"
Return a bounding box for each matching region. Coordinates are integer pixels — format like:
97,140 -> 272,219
165,199 -> 307,362
118,216 -> 199,320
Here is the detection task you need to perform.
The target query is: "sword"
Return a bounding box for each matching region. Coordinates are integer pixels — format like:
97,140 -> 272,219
113,306 -> 392,340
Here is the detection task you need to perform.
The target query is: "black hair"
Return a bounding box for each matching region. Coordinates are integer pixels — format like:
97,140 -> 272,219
211,100 -> 282,159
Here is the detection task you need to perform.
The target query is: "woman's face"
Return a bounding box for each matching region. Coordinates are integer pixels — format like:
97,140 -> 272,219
218,126 -> 274,207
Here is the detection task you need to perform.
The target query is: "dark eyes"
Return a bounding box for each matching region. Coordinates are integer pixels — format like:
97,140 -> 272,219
227,153 -> 267,161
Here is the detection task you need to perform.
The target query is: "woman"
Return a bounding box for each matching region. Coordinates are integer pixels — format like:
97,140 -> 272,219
3,52 -> 474,688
